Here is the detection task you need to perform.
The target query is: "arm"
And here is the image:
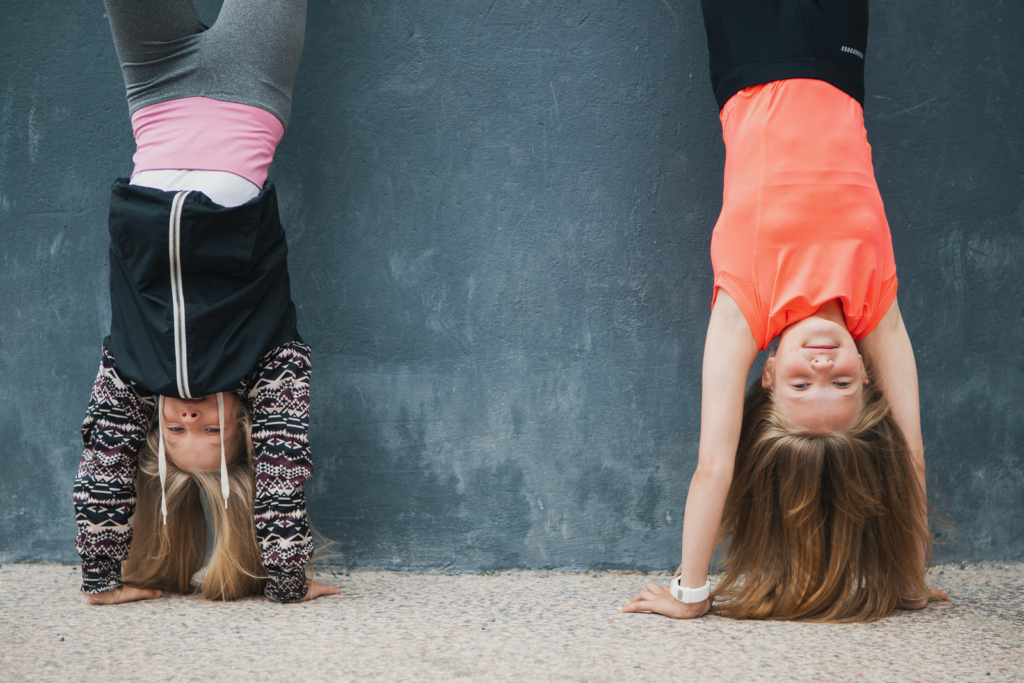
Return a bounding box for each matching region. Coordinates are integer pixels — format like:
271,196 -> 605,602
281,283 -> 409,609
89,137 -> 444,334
857,298 -> 947,606
236,341 -> 314,603
73,346 -> 155,595
858,299 -> 924,464
624,292 -> 759,617
679,293 -> 760,588
857,299 -> 926,548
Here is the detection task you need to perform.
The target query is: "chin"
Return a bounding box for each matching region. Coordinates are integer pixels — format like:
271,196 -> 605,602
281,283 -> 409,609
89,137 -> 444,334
783,319 -> 854,348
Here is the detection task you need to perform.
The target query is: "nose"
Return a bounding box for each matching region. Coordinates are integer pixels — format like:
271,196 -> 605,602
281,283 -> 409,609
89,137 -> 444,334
810,356 -> 833,372
180,408 -> 202,423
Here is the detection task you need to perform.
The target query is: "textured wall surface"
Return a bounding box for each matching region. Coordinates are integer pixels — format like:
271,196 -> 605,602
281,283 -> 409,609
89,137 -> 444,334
1,1 -> 1021,569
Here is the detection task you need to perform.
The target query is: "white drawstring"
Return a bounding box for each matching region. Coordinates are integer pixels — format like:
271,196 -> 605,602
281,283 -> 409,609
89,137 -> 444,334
157,395 -> 168,526
217,392 -> 229,509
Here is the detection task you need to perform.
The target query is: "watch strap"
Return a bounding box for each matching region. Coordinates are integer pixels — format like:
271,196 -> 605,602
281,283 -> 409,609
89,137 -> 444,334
671,576 -> 711,603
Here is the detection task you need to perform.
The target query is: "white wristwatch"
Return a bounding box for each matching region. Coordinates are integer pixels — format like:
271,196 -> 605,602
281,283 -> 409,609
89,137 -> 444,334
670,576 -> 710,603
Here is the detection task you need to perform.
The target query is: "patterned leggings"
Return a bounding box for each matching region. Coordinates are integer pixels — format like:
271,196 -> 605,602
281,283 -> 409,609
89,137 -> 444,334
104,0 -> 307,128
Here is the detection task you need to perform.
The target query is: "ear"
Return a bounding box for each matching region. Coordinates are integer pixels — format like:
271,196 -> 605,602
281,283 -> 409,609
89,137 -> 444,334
761,357 -> 774,389
859,354 -> 869,386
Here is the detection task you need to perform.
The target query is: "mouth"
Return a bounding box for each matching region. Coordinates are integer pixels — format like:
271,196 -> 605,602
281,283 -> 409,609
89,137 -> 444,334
805,345 -> 838,350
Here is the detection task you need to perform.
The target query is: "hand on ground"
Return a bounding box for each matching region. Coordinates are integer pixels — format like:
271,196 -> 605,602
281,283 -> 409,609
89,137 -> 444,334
897,587 -> 950,610
621,582 -> 711,619
86,586 -> 162,605
296,579 -> 341,602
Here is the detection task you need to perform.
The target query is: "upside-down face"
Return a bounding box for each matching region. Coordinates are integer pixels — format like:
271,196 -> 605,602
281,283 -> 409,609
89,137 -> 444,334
160,393 -> 242,471
764,313 -> 869,434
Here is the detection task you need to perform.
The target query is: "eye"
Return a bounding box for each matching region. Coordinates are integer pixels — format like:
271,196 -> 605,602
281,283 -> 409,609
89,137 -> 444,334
834,381 -> 851,388
205,428 -> 221,434
792,383 -> 809,390
168,426 -> 184,433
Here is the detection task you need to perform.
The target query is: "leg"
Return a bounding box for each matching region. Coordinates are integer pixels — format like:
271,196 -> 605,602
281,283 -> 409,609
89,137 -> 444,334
202,0 -> 308,127
104,0 -> 206,61
104,0 -> 208,112
107,0 -> 307,127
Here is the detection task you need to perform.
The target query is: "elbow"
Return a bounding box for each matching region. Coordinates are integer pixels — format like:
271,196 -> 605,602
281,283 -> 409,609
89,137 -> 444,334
908,448 -> 926,474
692,458 -> 734,486
911,455 -> 926,477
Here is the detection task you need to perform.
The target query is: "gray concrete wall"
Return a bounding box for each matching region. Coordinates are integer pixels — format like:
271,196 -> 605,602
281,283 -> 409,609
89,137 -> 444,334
1,1 -> 1021,569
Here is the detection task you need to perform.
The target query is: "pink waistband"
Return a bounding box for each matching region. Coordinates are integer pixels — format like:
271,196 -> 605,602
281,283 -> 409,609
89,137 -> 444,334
130,97 -> 285,188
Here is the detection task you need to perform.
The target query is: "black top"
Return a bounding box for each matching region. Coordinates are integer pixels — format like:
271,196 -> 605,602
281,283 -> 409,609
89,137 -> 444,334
701,0 -> 869,110
106,179 -> 301,398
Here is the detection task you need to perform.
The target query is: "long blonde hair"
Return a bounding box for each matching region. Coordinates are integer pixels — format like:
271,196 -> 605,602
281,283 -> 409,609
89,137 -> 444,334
123,401 -> 267,600
711,376 -> 933,622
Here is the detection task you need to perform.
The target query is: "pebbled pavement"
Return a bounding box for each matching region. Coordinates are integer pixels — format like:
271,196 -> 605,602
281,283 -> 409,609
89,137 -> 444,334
0,562 -> 1021,681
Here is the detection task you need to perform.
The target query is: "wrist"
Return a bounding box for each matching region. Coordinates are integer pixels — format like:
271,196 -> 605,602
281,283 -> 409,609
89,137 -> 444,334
80,559 -> 123,594
265,568 -> 308,602
669,594 -> 711,620
670,576 -> 711,604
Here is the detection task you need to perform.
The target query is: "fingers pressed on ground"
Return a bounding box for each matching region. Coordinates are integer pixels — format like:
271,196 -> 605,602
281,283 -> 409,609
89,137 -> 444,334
295,581 -> 342,602
897,597 -> 927,610
118,587 -> 162,604
622,600 -> 654,613
86,586 -> 161,605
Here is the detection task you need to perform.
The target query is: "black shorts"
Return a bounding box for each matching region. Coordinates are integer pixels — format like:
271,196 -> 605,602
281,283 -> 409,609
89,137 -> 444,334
701,0 -> 869,109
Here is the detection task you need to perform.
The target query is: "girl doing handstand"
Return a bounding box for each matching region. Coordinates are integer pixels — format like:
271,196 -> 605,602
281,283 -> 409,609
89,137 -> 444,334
624,0 -> 949,621
74,0 -> 337,604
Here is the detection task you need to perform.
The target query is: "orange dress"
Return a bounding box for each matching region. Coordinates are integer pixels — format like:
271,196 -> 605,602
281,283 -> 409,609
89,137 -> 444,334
710,79 -> 897,351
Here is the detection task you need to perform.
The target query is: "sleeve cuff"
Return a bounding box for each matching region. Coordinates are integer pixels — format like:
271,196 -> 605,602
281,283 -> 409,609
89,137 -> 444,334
265,568 -> 309,603
80,559 -> 123,594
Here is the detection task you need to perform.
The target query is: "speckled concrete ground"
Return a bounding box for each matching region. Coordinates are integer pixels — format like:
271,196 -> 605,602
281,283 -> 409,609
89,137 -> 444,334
0,562 -> 1021,682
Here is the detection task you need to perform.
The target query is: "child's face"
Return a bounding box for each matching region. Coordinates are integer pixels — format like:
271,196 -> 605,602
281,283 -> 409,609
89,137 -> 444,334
161,393 -> 242,471
764,315 -> 868,434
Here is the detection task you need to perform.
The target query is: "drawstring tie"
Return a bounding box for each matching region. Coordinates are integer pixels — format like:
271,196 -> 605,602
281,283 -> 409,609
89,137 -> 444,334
157,396 -> 168,525
156,392 -> 229,526
216,392 -> 230,509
